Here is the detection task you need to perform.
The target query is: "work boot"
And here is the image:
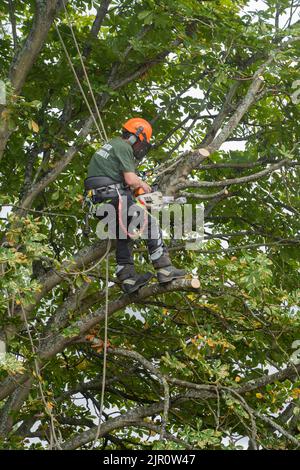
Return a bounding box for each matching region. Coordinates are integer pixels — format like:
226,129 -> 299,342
152,255 -> 186,284
116,264 -> 153,294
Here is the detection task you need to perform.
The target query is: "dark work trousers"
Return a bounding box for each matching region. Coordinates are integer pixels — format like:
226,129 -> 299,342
96,189 -> 167,266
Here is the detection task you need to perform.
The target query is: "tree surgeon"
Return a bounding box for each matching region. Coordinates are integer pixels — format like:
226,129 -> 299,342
85,118 -> 186,294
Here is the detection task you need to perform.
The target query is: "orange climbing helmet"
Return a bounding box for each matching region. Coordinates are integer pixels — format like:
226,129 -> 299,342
122,117 -> 152,144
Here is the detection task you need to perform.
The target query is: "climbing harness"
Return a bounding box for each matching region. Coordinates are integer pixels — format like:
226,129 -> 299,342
82,176 -> 149,239
83,177 -> 186,241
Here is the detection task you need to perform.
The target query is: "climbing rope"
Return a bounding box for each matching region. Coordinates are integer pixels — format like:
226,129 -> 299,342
54,22 -> 105,142
54,4 -> 112,447
60,0 -> 108,142
116,187 -> 148,240
18,293 -> 63,449
91,239 -> 110,448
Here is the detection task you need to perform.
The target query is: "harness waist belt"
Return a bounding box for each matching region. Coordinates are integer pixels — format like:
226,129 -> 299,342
84,176 -> 125,191
92,184 -> 125,197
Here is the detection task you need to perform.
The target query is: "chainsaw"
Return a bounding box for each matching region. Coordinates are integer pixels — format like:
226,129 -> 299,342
134,187 -> 186,210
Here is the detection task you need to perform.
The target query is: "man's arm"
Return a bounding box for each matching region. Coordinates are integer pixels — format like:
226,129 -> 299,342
123,172 -> 151,193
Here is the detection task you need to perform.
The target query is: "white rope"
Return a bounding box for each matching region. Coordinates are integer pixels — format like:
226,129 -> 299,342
58,240 -> 112,275
54,22 -> 105,142
55,5 -> 112,448
19,295 -> 62,450
91,239 -> 111,448
61,0 -> 108,141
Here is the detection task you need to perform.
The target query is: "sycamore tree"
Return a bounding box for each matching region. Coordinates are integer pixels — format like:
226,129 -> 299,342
0,0 -> 300,450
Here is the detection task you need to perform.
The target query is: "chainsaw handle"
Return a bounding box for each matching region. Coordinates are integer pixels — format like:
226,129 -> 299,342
134,186 -> 146,197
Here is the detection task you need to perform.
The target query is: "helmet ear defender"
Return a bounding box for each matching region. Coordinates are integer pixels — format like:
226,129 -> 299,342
127,126 -> 144,146
127,134 -> 137,145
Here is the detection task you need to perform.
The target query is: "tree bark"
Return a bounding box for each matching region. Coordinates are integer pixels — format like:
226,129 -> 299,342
0,0 -> 64,161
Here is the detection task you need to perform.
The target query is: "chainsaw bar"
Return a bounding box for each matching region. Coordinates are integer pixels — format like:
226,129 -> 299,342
137,191 -> 187,210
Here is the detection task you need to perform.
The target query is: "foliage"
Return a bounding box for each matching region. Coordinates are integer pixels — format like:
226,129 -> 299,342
0,0 -> 299,450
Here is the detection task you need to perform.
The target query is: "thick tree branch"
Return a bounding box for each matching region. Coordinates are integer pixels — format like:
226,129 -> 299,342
8,0 -> 18,51
83,0 -> 112,57
60,390 -> 206,449
159,36 -> 299,194
0,240 -> 113,346
201,81 -> 240,147
0,0 -> 64,160
38,279 -> 200,360
9,1 -> 63,93
177,159 -> 288,190
238,363 -> 300,394
0,379 -> 33,437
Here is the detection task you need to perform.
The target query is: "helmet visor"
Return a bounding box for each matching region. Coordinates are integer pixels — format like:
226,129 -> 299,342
133,140 -> 152,161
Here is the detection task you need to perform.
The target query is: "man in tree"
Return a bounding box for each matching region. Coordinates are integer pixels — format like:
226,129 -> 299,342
85,117 -> 186,294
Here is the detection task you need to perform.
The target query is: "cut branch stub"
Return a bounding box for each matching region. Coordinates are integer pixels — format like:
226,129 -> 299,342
190,278 -> 200,289
198,148 -> 210,158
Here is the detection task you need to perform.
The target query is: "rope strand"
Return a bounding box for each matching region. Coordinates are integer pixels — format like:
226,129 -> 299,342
91,239 -> 111,447
54,22 -> 105,142
61,0 -> 108,141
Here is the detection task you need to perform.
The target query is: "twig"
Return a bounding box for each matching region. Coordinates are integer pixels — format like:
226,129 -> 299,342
108,347 -> 170,440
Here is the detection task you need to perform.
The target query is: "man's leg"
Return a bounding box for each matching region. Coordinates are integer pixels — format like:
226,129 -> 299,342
146,210 -> 186,283
114,192 -> 152,294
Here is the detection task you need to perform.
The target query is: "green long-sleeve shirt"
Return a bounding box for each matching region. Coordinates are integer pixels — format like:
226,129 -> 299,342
87,137 -> 135,183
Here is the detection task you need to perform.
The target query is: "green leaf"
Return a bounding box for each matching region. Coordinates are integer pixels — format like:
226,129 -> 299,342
51,191 -> 60,201
62,326 -> 81,338
137,10 -> 152,20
